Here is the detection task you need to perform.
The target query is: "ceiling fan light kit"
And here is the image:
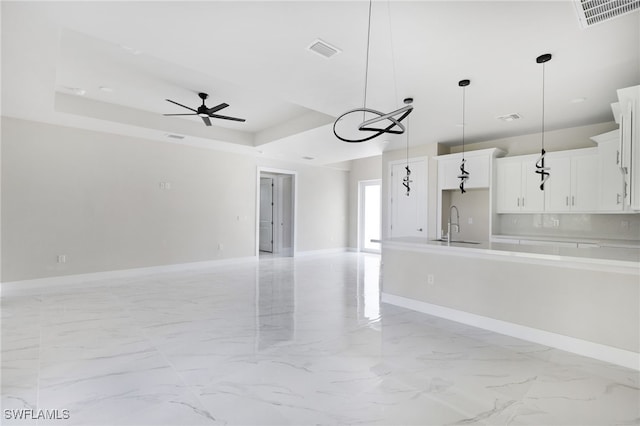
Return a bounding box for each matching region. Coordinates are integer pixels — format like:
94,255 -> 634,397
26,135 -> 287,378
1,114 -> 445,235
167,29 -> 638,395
163,92 -> 245,127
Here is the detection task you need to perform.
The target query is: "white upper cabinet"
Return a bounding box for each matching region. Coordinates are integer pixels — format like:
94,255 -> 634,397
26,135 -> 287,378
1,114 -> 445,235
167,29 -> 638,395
592,130 -> 624,211
436,148 -> 503,191
544,149 -> 599,213
617,85 -> 640,210
496,155 -> 544,213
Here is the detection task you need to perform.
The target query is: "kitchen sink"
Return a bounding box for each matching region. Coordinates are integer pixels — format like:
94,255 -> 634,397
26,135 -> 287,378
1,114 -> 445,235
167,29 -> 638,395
431,239 -> 481,244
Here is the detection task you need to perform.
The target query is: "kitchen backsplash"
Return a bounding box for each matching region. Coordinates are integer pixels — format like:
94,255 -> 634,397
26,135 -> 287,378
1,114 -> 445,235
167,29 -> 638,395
496,213 -> 640,242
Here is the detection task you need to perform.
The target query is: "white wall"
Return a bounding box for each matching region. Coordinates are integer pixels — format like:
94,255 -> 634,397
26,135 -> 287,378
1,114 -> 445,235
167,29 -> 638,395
1,117 -> 349,282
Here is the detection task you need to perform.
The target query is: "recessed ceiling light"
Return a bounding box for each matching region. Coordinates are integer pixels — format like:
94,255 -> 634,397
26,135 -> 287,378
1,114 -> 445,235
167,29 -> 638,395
99,86 -> 114,93
569,97 -> 587,104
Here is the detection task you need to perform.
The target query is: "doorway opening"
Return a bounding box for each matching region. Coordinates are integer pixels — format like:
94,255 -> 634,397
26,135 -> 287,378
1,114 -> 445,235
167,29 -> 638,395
358,179 -> 382,253
257,168 -> 296,257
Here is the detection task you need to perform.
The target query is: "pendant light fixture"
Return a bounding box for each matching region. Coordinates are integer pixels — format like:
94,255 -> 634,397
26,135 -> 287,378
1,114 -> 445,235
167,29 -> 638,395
535,53 -> 552,190
457,79 -> 470,193
333,0 -> 413,143
402,98 -> 413,196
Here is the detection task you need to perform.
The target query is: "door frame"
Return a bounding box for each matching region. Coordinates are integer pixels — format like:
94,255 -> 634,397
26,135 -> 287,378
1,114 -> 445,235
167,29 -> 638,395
256,167 -> 297,257
387,156 -> 429,238
358,179 -> 382,253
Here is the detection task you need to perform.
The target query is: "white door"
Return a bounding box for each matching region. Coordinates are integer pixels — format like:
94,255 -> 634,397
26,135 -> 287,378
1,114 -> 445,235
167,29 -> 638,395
390,158 -> 427,238
259,177 -> 274,252
359,180 -> 381,252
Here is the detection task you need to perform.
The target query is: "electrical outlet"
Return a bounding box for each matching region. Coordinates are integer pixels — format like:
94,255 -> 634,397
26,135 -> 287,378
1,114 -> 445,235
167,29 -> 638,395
218,243 -> 223,250
427,274 -> 435,285
57,255 -> 67,264
468,217 -> 473,225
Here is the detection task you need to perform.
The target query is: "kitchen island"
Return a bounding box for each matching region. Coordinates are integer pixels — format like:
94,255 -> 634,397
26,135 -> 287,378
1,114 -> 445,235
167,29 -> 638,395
381,237 -> 640,370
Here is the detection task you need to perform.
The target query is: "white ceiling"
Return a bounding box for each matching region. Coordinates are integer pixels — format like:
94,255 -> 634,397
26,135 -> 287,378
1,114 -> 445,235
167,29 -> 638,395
2,1 -> 639,167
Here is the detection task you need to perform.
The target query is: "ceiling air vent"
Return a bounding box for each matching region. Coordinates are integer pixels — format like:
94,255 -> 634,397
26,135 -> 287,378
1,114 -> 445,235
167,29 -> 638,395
497,113 -> 522,122
307,39 -> 341,59
574,0 -> 640,28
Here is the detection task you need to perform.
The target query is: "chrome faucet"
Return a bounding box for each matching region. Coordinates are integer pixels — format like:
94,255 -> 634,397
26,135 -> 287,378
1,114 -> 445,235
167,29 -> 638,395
447,205 -> 460,244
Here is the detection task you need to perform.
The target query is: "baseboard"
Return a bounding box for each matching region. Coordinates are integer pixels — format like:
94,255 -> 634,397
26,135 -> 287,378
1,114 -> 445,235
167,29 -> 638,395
381,292 -> 639,371
294,247 -> 351,257
1,256 -> 257,296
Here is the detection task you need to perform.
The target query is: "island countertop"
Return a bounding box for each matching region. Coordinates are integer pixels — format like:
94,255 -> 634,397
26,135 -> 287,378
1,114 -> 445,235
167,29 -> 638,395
384,237 -> 640,272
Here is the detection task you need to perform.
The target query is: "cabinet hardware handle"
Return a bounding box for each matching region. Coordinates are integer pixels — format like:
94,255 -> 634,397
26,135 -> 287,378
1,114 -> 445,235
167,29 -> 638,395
417,228 -> 423,232
572,196 -> 575,206
522,197 -> 525,207
566,196 -> 569,206
617,193 -> 622,205
616,150 -> 620,165
517,198 -> 519,207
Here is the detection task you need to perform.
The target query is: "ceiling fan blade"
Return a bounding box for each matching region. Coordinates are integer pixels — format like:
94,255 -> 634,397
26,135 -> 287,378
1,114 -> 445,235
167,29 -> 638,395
209,114 -> 246,122
207,103 -> 229,114
201,116 -> 212,126
163,113 -> 198,116
166,99 -> 198,112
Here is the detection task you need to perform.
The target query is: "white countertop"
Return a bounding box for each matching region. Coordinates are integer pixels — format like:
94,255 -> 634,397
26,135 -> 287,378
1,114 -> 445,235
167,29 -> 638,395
493,234 -> 640,249
384,237 -> 640,270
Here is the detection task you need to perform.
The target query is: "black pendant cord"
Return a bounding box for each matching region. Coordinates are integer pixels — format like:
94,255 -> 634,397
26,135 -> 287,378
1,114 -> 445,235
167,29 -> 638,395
403,115 -> 412,196
535,54 -> 551,191
457,79 -> 470,194
361,0 -> 373,123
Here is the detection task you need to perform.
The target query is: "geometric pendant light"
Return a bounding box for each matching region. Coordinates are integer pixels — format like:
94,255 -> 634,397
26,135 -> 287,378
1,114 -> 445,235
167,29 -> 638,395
535,53 -> 552,190
457,79 -> 470,193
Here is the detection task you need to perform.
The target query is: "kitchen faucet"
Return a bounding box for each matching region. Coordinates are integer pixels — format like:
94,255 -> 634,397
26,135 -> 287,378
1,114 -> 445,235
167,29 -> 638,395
447,205 -> 460,244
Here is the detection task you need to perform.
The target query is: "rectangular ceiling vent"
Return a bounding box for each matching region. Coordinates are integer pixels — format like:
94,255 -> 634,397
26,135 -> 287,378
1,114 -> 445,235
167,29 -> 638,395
307,39 -> 341,59
497,113 -> 522,122
574,0 -> 640,28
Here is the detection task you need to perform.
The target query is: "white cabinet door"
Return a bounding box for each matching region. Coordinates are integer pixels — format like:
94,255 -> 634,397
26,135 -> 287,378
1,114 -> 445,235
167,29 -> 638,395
465,155 -> 490,188
440,159 -> 460,190
496,159 -> 521,212
598,139 -> 625,211
617,85 -> 640,211
572,154 -> 599,211
544,154 -> 571,212
520,157 -> 545,212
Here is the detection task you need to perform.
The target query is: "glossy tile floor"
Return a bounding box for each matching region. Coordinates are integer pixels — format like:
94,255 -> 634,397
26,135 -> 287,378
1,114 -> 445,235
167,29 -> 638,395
2,253 -> 639,425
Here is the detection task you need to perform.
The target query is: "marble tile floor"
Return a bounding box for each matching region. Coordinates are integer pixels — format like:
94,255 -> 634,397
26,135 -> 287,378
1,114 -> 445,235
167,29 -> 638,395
2,253 -> 638,426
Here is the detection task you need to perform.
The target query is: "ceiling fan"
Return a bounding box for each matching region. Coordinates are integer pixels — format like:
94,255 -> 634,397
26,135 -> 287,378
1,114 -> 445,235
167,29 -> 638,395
163,92 -> 246,126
